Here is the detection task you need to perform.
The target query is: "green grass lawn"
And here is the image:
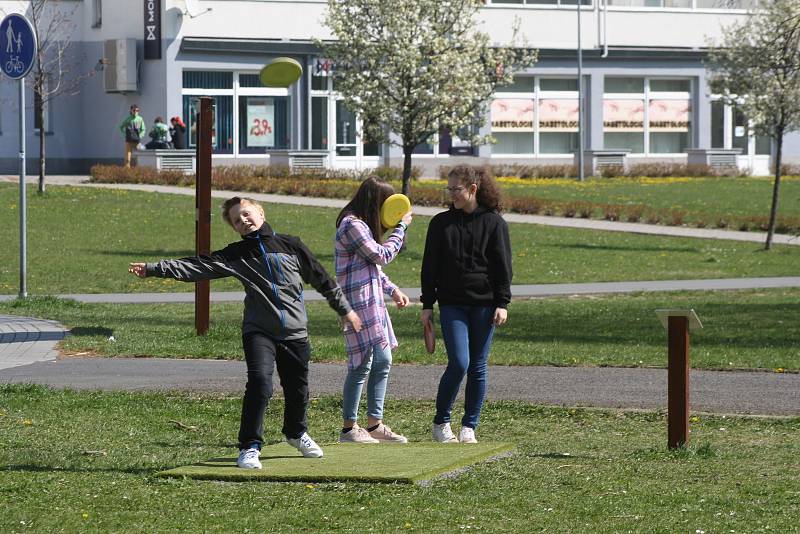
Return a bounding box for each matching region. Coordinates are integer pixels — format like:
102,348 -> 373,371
3,288 -> 798,370
1,184 -> 798,295
417,175 -> 800,220
1,386 -> 798,533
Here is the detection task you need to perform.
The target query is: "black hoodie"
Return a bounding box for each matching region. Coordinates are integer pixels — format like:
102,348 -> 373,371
420,206 -> 512,310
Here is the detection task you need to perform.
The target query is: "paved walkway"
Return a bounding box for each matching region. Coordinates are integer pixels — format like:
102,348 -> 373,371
1,357 -> 798,416
3,175 -> 799,246
0,315 -> 65,371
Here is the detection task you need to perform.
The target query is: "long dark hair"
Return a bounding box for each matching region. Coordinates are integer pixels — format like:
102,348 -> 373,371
336,176 -> 395,241
449,164 -> 503,213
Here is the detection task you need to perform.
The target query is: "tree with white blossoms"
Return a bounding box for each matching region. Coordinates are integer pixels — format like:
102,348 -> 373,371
318,0 -> 537,194
706,0 -> 800,250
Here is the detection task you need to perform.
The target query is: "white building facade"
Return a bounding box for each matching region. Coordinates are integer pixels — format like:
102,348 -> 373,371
1,0 -> 797,175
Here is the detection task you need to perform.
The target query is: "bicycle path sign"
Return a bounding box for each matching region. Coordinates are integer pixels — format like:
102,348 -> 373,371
1,13 -> 37,80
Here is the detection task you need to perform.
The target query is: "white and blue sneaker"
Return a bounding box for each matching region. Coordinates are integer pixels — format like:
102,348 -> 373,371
287,432 -> 324,458
237,447 -> 262,469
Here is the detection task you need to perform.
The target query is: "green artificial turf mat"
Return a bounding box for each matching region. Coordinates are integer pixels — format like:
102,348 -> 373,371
156,441 -> 516,484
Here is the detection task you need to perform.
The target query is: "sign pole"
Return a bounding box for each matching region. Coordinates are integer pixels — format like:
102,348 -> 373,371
667,315 -> 690,449
195,96 -> 212,335
19,78 -> 27,298
2,13 -> 38,299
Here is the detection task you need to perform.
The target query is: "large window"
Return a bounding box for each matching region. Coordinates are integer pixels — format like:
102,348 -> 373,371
309,58 -> 384,161
180,70 -> 289,156
603,77 -> 691,155
711,98 -> 771,155
491,76 -> 579,156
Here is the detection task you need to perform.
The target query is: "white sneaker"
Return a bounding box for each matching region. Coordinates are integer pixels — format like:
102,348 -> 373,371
237,447 -> 262,469
286,432 -> 324,458
339,425 -> 379,444
459,427 -> 478,444
432,422 -> 458,443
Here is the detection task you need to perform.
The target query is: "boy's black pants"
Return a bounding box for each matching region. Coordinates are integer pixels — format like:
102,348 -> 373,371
238,332 -> 311,449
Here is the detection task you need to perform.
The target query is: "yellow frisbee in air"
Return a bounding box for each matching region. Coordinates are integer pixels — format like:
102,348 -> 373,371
380,194 -> 411,229
259,57 -> 303,88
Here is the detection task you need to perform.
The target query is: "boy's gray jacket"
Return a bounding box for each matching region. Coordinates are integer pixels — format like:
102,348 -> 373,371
145,223 -> 351,340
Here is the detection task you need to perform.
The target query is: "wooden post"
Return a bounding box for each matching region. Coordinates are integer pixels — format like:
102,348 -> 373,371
667,315 -> 690,449
195,97 -> 212,336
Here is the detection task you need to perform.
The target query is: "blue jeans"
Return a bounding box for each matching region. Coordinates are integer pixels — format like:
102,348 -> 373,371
434,305 -> 495,429
342,342 -> 393,422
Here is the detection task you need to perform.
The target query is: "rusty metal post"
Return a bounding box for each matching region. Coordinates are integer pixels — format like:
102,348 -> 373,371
667,315 -> 690,449
195,97 -> 213,336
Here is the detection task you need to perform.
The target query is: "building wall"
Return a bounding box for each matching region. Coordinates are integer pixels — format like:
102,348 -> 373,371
1,0 -> 798,175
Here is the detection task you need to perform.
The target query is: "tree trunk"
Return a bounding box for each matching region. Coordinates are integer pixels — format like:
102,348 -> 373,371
765,131 -> 783,251
36,91 -> 45,194
401,147 -> 413,196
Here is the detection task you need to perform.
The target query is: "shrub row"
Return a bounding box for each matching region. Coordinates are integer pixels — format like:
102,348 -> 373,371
89,164 -> 800,234
438,162 -> 753,179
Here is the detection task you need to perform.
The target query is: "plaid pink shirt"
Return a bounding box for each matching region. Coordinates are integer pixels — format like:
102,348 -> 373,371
335,215 -> 404,369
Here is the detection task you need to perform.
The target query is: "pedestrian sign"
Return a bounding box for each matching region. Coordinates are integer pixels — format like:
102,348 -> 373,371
1,14 -> 37,79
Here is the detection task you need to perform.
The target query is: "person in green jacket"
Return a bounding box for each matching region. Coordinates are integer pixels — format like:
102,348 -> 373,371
118,104 -> 146,167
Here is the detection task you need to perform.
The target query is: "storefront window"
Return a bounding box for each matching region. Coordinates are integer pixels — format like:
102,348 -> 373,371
238,96 -> 289,153
539,99 -> 579,154
603,77 -> 691,154
711,101 -> 725,148
648,99 -> 690,153
604,99 -> 645,153
491,98 -> 535,154
311,97 -> 328,150
336,101 -> 357,156
183,95 -> 233,154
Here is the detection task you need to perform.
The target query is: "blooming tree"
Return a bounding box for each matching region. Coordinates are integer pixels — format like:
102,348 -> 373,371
318,0 -> 537,194
706,0 -> 800,249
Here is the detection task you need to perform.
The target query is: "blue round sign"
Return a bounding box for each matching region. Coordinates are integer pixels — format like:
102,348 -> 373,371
0,14 -> 37,80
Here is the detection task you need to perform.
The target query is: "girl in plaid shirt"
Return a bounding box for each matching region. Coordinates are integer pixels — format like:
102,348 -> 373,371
335,177 -> 413,444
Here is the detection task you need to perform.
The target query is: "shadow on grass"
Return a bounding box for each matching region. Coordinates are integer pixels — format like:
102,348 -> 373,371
96,249 -> 196,257
69,326 -> 113,337
547,243 -> 701,254
3,463 -> 158,475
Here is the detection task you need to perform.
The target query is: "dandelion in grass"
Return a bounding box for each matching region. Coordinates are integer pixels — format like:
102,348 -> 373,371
22,419 -> 32,425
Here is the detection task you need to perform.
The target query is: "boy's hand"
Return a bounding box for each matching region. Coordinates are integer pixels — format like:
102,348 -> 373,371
342,310 -> 362,333
492,307 -> 508,326
391,288 -> 410,309
128,263 -> 147,278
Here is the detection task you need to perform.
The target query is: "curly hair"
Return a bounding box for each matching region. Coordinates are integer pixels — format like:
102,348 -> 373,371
448,164 -> 503,213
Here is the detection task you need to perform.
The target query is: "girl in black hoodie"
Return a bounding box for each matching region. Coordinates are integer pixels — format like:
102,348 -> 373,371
421,165 -> 512,444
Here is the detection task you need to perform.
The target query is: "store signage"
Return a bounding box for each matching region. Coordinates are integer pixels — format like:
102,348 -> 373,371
491,99 -> 534,132
314,58 -> 333,77
603,99 -> 645,131
538,99 -> 579,132
649,100 -> 690,132
144,0 -> 161,60
247,98 -> 275,147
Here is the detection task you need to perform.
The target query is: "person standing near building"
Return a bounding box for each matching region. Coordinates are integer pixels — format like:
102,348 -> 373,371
421,165 -> 512,444
169,116 -> 187,149
128,196 -> 363,469
335,177 -> 412,444
118,105 -> 145,167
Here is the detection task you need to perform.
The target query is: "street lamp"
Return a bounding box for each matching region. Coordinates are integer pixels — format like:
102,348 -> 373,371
577,0 -> 585,182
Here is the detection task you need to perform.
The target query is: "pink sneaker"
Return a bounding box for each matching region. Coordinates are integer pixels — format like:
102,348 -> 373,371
339,425 -> 379,444
369,424 -> 408,443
